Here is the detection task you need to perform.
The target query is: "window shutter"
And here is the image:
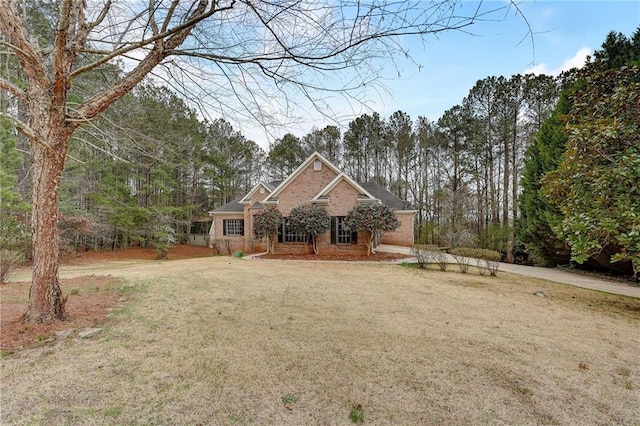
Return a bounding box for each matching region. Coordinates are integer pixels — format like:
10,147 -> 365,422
351,230 -> 358,244
222,220 -> 227,236
240,220 -> 245,236
330,217 -> 337,244
277,219 -> 284,243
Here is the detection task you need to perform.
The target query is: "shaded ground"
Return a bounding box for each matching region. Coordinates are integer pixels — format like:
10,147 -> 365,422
1,245 -> 218,352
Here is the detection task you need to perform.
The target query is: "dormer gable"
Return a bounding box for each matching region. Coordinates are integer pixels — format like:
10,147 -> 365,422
311,173 -> 379,204
261,152 -> 341,205
239,181 -> 272,205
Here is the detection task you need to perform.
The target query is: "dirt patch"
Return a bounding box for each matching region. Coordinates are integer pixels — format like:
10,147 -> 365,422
0,275 -> 121,352
259,252 -> 412,262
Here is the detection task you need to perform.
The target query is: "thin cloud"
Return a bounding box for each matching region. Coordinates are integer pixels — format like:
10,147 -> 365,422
525,47 -> 591,76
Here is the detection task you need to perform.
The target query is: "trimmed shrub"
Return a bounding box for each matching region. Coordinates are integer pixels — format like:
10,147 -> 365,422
253,206 -> 283,254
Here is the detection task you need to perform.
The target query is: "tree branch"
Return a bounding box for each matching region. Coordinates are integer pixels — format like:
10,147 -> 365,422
0,112 -> 54,152
0,3 -> 49,89
70,0 -> 217,125
0,78 -> 28,104
68,0 -> 226,81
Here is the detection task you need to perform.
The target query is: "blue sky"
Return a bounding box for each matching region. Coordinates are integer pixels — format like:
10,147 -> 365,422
245,1 -> 640,149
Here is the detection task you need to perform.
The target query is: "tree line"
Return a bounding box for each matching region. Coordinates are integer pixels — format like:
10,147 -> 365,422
3,72 -> 558,255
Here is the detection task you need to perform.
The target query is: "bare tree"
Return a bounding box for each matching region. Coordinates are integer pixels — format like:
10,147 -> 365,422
0,0 -> 527,323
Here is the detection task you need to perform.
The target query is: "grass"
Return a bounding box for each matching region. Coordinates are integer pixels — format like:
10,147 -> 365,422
281,394 -> 298,404
104,406 -> 122,418
349,404 -> 364,424
1,257 -> 639,425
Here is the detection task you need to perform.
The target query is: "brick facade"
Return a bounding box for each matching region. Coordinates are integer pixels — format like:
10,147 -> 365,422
275,163 -> 337,214
209,153 -> 415,255
380,211 -> 415,247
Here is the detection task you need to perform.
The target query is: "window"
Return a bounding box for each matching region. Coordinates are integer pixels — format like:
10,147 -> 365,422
331,216 -> 357,244
313,160 -> 322,171
278,218 -> 309,243
223,219 -> 244,236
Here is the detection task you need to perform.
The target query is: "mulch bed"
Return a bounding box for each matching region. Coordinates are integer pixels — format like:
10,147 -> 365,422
258,252 -> 412,262
1,275 -> 121,352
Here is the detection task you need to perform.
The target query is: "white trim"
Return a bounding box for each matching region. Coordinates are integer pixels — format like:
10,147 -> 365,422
260,152 -> 341,203
394,210 -> 418,214
311,173 -> 378,203
210,210 -> 243,215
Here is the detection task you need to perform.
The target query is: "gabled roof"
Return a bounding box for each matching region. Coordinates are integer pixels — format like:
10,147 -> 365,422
209,198 -> 243,214
311,173 -> 378,204
262,152 -> 341,204
239,181 -> 272,204
359,181 -> 415,211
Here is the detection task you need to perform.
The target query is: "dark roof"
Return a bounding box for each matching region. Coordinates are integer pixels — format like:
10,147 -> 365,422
250,202 -> 264,209
211,198 -> 243,213
359,181 -> 414,210
266,181 -> 282,191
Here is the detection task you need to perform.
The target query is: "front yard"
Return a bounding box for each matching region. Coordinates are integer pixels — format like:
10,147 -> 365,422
1,257 -> 638,424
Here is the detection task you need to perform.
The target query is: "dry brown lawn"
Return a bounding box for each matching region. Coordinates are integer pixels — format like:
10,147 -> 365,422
1,257 -> 639,425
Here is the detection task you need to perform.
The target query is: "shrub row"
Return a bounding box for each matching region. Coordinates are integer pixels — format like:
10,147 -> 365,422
411,245 -> 500,276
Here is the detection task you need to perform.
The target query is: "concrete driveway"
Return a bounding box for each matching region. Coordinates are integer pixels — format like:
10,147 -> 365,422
376,244 -> 640,298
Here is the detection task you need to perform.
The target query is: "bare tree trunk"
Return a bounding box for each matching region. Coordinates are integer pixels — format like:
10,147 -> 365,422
24,137 -> 69,323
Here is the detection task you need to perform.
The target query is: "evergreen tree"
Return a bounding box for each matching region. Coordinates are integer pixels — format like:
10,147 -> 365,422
288,204 -> 331,254
517,96 -> 571,265
0,119 -> 29,249
344,203 -> 399,255
253,207 -> 283,254
544,65 -> 640,279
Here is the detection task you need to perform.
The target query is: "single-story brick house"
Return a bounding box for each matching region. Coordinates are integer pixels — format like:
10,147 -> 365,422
208,152 -> 416,254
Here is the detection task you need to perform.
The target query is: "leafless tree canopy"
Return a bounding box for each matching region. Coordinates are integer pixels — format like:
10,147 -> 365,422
1,0 -> 526,129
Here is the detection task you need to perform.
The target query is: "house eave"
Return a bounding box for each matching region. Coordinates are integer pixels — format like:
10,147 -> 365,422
262,152 -> 342,203
312,172 -> 378,203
